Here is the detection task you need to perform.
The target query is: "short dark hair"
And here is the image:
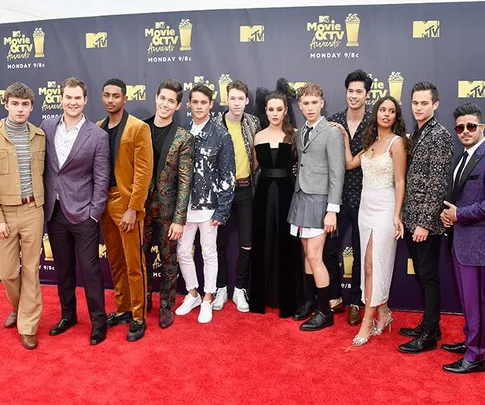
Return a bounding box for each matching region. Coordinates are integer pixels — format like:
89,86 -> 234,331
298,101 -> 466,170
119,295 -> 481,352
102,78 -> 127,96
345,69 -> 372,92
156,79 -> 183,103
453,102 -> 483,122
411,82 -> 439,103
227,80 -> 249,98
4,82 -> 35,104
61,77 -> 88,97
189,84 -> 213,101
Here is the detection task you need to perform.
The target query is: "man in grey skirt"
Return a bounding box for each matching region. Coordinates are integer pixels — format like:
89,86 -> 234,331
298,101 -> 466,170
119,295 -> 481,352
288,83 -> 345,331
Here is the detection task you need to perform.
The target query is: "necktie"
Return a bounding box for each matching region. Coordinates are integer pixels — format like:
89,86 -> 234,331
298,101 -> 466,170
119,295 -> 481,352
452,150 -> 468,196
303,125 -> 313,146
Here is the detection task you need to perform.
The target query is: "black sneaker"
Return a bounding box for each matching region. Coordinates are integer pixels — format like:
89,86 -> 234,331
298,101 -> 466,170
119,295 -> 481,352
106,312 -> 132,328
127,320 -> 146,342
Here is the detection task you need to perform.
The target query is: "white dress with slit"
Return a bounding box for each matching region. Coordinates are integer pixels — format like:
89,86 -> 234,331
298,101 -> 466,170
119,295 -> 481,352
358,136 -> 399,307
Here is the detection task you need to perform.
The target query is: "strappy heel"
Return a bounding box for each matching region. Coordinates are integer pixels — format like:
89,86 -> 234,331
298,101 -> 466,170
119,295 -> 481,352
372,307 -> 393,336
352,318 -> 375,346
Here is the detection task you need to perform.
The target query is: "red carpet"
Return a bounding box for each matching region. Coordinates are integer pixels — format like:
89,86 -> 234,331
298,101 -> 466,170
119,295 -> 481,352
0,285 -> 483,404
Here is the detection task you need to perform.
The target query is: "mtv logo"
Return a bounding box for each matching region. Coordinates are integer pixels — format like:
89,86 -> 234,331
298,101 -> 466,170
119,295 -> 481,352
126,85 -> 146,101
412,20 -> 440,38
0,90 -> 5,105
47,81 -> 57,88
12,30 -> 21,37
458,81 -> 485,98
240,25 -> 265,42
85,32 -> 108,49
155,22 -> 164,29
98,244 -> 106,258
288,82 -> 307,92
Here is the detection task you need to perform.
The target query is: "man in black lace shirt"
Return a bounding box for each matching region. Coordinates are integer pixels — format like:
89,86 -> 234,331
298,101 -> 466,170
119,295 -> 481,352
324,69 -> 372,326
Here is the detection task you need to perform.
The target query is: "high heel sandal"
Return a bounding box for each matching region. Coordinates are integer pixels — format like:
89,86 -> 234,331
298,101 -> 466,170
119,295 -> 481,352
351,318 -> 375,346
372,307 -> 393,336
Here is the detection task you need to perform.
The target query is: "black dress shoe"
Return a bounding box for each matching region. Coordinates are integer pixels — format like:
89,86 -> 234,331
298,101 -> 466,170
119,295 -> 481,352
300,311 -> 334,331
293,301 -> 317,321
443,358 -> 485,374
398,332 -> 437,354
442,341 -> 466,354
90,325 -> 107,345
159,308 -> 174,329
399,325 -> 442,340
106,312 -> 132,328
127,320 -> 146,342
147,293 -> 153,312
49,318 -> 78,336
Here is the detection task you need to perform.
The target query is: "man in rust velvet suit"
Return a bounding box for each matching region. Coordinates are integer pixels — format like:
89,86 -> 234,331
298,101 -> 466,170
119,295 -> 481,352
144,79 -> 194,328
98,78 -> 153,342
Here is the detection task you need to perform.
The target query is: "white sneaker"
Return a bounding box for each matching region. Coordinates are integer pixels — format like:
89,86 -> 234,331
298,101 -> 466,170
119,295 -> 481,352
233,287 -> 249,312
212,286 -> 228,311
198,301 -> 213,323
175,293 -> 201,316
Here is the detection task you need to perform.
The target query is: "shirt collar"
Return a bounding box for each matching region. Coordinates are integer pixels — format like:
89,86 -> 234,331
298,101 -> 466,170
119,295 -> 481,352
59,115 -> 86,131
463,137 -> 485,155
305,116 -> 324,129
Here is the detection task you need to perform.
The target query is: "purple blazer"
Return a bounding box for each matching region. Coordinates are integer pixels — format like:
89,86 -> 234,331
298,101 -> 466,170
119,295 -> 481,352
454,141 -> 485,266
41,116 -> 110,224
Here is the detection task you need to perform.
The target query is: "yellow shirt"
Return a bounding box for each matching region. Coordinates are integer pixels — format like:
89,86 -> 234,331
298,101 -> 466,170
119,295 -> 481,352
226,119 -> 250,179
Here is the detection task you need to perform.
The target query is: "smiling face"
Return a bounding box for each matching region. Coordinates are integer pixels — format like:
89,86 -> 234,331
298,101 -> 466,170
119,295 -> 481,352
455,114 -> 484,149
102,84 -> 127,115
265,97 -> 287,126
346,81 -> 368,111
61,85 -> 87,119
155,88 -> 180,121
376,99 -> 397,129
5,96 -> 33,125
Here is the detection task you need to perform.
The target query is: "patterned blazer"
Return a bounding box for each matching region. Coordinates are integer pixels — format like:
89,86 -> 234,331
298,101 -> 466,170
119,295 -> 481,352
143,117 -> 194,240
403,117 -> 454,235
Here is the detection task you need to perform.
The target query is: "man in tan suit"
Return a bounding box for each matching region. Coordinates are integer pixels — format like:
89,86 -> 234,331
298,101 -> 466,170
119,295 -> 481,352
0,82 -> 45,349
98,79 -> 153,342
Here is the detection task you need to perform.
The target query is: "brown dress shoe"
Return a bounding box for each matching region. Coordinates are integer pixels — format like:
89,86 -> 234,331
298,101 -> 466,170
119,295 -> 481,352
330,299 -> 345,314
4,311 -> 17,328
20,334 -> 38,350
347,305 -> 362,326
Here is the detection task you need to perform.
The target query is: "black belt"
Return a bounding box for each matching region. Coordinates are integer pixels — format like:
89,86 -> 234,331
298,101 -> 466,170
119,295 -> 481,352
21,195 -> 35,204
260,168 -> 290,178
235,176 -> 251,187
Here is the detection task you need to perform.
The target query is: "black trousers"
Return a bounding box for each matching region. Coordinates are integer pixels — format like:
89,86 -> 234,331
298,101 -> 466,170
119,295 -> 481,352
323,204 -> 361,304
217,185 -> 252,289
46,201 -> 106,327
404,229 -> 442,332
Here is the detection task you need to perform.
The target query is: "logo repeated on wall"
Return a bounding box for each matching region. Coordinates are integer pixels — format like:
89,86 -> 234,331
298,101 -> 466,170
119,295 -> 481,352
41,234 -> 106,267
458,81 -> 485,98
38,81 -> 62,119
306,13 -> 361,60
240,25 -> 265,42
366,72 -> 405,105
183,75 -> 233,111
3,28 -> 46,69
85,32 -> 108,48
412,20 -> 440,38
126,85 -> 146,101
144,19 -> 193,64
0,90 -> 5,105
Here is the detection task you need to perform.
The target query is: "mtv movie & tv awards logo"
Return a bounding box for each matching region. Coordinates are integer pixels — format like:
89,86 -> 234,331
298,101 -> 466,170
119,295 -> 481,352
38,81 -> 62,119
144,19 -> 193,64
413,20 -> 440,38
183,74 -> 234,114
366,72 -> 405,106
3,28 -> 46,69
85,32 -> 108,48
458,81 -> 485,98
306,13 -> 361,60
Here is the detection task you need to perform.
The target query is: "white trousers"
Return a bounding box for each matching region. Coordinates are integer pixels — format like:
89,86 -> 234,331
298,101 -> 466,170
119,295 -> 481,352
177,220 -> 218,294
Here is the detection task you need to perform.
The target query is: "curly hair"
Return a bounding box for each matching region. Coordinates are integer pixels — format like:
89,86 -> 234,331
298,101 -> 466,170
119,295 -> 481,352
363,96 -> 410,153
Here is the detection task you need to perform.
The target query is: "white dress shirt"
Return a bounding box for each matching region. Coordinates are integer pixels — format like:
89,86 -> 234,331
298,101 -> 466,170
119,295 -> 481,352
55,115 -> 86,168
453,137 -> 485,181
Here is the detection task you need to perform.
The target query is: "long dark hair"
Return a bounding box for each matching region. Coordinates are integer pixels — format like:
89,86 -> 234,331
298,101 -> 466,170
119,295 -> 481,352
363,96 -> 410,153
265,91 -> 296,150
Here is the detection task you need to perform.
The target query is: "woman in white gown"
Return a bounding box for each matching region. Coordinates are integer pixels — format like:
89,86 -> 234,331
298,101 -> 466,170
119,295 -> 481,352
332,96 -> 408,346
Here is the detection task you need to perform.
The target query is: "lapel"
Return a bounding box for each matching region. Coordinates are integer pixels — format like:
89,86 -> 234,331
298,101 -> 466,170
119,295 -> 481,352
60,120 -> 91,171
49,116 -> 63,170
408,118 -> 436,170
446,153 -> 462,201
156,121 -> 179,182
0,120 -> 11,144
456,141 -> 485,193
100,109 -> 129,169
302,117 -> 325,151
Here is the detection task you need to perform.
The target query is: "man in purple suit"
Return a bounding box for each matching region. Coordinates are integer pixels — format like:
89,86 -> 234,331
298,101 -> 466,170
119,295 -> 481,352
441,102 -> 485,373
41,77 -> 110,345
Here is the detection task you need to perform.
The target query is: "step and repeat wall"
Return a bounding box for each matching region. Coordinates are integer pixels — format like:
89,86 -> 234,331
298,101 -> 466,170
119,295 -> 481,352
1,2 -> 484,312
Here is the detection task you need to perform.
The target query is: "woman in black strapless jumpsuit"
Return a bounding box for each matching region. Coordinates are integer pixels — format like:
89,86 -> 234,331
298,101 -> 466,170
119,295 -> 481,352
249,92 -> 304,318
